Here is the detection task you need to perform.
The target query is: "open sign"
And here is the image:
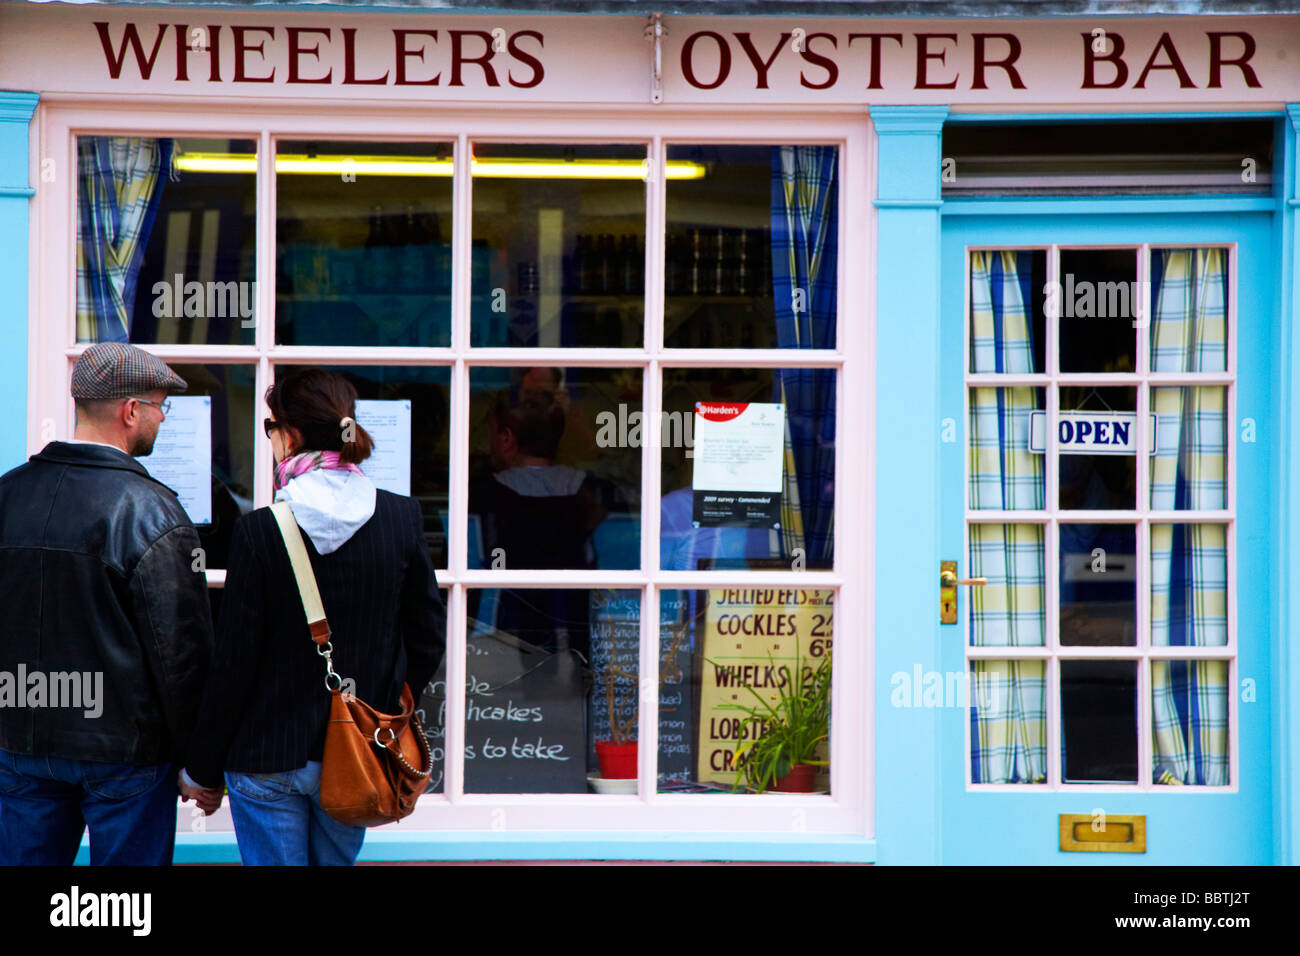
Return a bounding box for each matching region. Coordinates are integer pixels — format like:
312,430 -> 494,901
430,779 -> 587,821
1028,410 -> 1157,456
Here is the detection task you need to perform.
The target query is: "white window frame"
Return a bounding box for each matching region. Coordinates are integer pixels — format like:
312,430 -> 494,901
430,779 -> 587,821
962,242 -> 1238,793
31,99 -> 875,838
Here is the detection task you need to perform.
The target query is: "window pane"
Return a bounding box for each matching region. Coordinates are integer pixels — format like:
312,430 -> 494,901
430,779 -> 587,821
468,367 -> 640,570
1061,660 -> 1138,784
78,137 -> 257,345
1150,248 -> 1228,373
970,660 -> 1046,784
137,363 -> 255,570
1057,249 -> 1137,373
664,588 -> 832,794
276,140 -> 453,347
1059,523 -> 1136,646
660,367 -> 834,571
471,143 -> 645,348
1151,524 -> 1227,647
969,249 -> 1045,374
968,524 -> 1045,646
410,588 -> 447,795
968,387 -> 1044,510
277,365 -> 451,568
665,145 -> 837,351
1152,660 -> 1229,785
1058,386 -> 1136,510
1151,387 -> 1227,511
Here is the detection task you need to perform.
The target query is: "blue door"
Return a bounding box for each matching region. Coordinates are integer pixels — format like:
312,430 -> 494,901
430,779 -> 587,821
937,207 -> 1277,864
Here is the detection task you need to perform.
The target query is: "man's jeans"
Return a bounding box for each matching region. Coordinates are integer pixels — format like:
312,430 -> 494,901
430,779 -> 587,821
0,748 -> 177,865
225,761 -> 365,866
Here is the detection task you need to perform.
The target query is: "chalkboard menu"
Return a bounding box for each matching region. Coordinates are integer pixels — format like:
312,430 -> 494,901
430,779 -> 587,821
419,629 -> 588,794
586,590 -> 695,785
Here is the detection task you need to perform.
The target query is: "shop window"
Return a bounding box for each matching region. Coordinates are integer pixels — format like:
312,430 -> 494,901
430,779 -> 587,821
965,246 -> 1234,788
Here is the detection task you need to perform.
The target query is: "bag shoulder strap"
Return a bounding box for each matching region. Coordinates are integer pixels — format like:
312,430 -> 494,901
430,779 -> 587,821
270,500 -> 332,647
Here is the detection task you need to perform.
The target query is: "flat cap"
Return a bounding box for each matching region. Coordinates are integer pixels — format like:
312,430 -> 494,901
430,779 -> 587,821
71,343 -> 187,400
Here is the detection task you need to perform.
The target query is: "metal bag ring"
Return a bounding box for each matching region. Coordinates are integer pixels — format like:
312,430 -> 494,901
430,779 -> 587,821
324,672 -> 343,691
373,727 -> 396,747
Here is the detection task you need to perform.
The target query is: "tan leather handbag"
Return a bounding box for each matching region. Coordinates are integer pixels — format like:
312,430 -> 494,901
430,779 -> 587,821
271,501 -> 432,827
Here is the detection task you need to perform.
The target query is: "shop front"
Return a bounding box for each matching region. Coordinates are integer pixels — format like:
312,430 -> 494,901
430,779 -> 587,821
0,1 -> 1296,864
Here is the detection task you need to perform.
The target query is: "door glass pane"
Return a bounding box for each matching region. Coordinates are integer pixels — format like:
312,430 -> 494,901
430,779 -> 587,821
968,524 -> 1045,646
276,364 -> 452,568
1058,386 -> 1136,510
664,588 -> 832,793
138,363 -> 255,570
660,367 -> 835,571
1057,249 -> 1137,373
471,143 -> 646,348
1059,523 -> 1136,646
969,249 -> 1045,374
665,145 -> 837,351
1150,248 -> 1228,373
1151,387 -> 1227,510
1152,660 -> 1229,785
1060,660 -> 1137,783
968,387 -> 1044,510
276,140 -> 453,347
1151,524 -> 1227,647
78,137 -> 257,345
970,660 -> 1046,784
468,367 -> 641,570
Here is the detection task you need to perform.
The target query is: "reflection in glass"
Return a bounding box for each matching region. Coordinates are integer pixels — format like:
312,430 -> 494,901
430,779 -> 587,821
276,141 -> 453,347
1058,387 -> 1136,511
1061,660 -> 1137,783
277,365 -> 451,567
1152,660 -> 1228,785
78,137 -> 257,345
468,367 -> 641,570
1059,524 -> 1136,646
1057,249 -> 1137,373
141,364 -> 254,569
665,145 -> 837,351
1151,387 -> 1227,511
1151,524 -> 1227,647
968,524 -> 1045,646
968,387 -> 1044,511
969,660 -> 1046,784
471,144 -> 646,348
660,368 -> 835,570
660,588 -> 832,794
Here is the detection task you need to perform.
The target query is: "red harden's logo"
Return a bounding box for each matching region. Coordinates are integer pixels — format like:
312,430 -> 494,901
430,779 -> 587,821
695,402 -> 747,422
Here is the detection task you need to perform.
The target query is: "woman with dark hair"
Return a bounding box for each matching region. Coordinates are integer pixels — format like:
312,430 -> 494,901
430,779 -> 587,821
182,368 -> 445,866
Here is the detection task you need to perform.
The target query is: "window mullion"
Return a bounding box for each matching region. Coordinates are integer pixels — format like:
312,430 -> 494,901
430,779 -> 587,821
253,128 -> 274,509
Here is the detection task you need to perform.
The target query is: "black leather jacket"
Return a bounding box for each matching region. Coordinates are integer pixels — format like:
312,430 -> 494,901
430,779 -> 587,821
0,442 -> 213,765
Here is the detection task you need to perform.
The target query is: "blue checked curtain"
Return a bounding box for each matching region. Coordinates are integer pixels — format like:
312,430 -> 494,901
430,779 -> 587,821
770,146 -> 836,565
1148,248 -> 1229,786
76,136 -> 172,343
967,250 -> 1046,784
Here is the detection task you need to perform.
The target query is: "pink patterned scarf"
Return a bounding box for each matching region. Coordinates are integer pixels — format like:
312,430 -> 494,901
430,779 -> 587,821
273,450 -> 364,492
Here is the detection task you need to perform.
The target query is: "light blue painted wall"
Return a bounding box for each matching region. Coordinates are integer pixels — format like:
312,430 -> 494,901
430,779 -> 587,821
871,104 -> 948,866
0,92 -> 36,473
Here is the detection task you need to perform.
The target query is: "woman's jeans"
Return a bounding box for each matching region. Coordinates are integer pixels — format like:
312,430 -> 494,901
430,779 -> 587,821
225,761 -> 365,866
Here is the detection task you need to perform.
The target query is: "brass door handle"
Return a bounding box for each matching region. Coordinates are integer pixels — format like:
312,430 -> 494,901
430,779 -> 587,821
940,560 -> 986,625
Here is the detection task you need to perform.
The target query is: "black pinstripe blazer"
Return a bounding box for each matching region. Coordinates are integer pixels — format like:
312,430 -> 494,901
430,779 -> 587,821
184,491 -> 445,788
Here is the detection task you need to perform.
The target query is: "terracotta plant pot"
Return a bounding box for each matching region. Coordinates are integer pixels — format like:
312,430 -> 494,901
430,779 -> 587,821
594,740 -> 638,779
770,763 -> 817,793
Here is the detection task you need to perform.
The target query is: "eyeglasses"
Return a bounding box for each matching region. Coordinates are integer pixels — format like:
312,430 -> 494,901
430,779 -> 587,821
263,418 -> 280,438
131,397 -> 171,416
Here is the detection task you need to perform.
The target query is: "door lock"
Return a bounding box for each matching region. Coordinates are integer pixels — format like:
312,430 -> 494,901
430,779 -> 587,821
940,560 -> 987,625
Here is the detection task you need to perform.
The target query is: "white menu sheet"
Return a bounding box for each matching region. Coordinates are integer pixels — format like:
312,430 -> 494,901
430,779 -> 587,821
139,395 -> 212,525
355,399 -> 411,496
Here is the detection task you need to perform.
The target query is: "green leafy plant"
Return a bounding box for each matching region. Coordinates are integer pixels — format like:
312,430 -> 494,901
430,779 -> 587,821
716,640 -> 831,793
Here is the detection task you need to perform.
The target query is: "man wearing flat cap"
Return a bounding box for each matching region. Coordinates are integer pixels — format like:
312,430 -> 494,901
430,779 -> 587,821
0,343 -> 216,865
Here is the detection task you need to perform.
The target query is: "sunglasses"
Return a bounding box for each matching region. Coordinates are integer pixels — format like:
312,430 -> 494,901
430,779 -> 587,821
263,417 -> 280,438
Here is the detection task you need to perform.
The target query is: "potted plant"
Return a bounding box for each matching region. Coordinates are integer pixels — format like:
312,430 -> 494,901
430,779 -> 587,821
722,642 -> 831,793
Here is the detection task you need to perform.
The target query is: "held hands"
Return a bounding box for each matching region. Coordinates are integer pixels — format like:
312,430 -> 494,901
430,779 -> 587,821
178,771 -> 224,815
